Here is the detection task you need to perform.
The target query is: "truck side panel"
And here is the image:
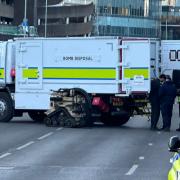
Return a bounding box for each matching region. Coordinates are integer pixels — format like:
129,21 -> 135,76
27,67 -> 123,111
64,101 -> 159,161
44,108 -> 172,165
15,41 -> 43,90
0,42 -> 6,85
161,40 -> 180,76
15,93 -> 50,110
15,38 -> 120,109
14,37 -> 154,110
6,42 -> 15,84
121,40 -> 151,93
150,41 -> 160,79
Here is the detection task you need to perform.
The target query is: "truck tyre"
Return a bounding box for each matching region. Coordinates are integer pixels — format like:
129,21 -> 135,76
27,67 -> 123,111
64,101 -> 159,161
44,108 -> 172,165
28,111 -> 46,123
0,92 -> 13,122
101,113 -> 130,126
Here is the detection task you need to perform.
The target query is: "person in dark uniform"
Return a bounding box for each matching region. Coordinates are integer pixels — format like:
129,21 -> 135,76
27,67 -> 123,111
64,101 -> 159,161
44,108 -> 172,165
159,75 -> 176,131
176,100 -> 180,131
149,78 -> 160,130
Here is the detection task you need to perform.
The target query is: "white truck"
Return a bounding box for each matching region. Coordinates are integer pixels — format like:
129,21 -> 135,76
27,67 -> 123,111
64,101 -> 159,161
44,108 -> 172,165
0,37 -> 160,127
161,40 -> 180,90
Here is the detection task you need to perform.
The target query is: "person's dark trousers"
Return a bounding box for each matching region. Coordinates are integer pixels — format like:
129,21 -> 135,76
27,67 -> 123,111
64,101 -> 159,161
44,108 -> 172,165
151,102 -> 160,129
161,103 -> 173,129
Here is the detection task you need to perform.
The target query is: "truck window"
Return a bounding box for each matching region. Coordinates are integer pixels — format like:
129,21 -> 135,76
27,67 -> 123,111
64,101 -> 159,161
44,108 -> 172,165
169,50 -> 176,61
177,50 -> 180,61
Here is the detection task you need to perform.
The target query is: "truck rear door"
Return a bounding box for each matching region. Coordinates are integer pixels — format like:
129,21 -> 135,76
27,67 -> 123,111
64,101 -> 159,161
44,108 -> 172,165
161,40 -> 180,76
121,39 -> 150,94
16,40 -> 43,90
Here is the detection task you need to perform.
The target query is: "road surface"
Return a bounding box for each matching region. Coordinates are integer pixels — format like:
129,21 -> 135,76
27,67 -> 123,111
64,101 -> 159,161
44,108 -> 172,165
0,106 -> 179,180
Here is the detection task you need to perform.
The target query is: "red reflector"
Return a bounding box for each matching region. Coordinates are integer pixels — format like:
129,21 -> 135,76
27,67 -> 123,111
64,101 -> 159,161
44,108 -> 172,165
92,97 -> 101,106
92,97 -> 109,112
10,68 -> 15,78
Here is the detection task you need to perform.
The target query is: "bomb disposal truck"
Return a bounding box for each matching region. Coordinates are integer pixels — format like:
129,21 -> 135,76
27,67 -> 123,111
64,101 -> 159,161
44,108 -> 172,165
161,40 -> 180,91
0,37 -> 160,127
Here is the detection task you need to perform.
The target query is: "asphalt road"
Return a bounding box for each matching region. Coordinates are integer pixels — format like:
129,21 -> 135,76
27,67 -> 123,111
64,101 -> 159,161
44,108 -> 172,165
0,106 -> 179,180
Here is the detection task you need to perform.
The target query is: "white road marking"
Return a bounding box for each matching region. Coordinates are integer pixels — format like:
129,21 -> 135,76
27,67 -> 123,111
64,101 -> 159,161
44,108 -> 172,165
148,143 -> 153,146
0,153 -> 11,159
125,164 -> 139,175
139,156 -> 145,160
0,167 -> 14,170
16,141 -> 34,150
56,127 -> 63,131
94,122 -> 103,125
37,132 -> 54,140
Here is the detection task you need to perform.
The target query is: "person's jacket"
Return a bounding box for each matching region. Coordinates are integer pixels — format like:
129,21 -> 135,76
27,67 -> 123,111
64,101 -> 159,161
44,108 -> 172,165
159,81 -> 177,105
149,78 -> 160,104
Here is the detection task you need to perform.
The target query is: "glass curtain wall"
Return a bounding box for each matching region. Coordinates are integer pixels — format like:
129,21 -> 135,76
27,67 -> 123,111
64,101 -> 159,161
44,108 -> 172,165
94,0 -> 161,38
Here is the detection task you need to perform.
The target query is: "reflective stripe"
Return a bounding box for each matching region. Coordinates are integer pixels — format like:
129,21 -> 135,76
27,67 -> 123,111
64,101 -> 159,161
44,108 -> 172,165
43,68 -> 116,80
23,68 -> 38,79
0,68 -> 5,79
124,68 -> 149,79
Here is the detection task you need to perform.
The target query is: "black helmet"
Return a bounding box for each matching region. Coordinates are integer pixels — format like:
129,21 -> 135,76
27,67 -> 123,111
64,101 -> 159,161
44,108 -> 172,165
169,136 -> 180,152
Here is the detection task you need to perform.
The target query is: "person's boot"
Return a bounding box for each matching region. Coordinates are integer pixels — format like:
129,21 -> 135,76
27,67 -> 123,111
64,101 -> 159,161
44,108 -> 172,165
163,127 -> 170,132
176,127 -> 180,131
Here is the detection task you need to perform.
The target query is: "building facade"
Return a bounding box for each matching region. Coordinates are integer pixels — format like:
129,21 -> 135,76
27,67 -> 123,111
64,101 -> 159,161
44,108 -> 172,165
161,0 -> 180,40
12,0 -> 94,37
0,0 -> 14,40
94,0 -> 161,38
0,0 -> 163,39
162,0 -> 176,6
37,0 -> 94,37
0,0 -> 14,24
13,0 -> 34,26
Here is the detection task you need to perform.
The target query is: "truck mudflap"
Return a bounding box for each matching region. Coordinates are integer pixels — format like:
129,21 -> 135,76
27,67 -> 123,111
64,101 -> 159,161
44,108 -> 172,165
44,88 -> 93,128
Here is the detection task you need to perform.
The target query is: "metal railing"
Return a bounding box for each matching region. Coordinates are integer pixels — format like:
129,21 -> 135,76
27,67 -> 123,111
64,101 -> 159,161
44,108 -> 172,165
0,25 -> 38,36
64,0 -> 93,5
48,0 -> 94,8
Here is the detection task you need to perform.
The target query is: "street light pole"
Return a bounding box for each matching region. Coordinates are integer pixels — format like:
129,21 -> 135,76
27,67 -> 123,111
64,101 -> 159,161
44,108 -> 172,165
34,0 -> 37,27
45,0 -> 48,37
24,0 -> 27,20
166,19 -> 168,40
23,0 -> 27,37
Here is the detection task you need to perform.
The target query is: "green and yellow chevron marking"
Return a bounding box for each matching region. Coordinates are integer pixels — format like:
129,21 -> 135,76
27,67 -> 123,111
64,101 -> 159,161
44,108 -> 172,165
124,68 -> 149,79
22,67 -> 116,80
23,68 -> 39,79
0,68 -> 5,79
43,68 -> 116,79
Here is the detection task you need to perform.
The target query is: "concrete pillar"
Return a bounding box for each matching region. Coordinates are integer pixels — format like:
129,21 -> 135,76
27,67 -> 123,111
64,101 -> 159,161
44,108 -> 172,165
66,17 -> 69,24
88,15 -> 92,21
84,16 -> 87,23
38,19 -> 41,25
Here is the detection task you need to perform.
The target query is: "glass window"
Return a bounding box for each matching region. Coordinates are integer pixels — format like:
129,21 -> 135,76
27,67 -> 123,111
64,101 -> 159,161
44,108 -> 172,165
169,50 -> 176,61
177,50 -> 180,61
95,0 -> 161,38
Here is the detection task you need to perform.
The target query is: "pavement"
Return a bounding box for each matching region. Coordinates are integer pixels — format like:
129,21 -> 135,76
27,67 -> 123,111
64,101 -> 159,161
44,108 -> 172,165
0,105 -> 179,180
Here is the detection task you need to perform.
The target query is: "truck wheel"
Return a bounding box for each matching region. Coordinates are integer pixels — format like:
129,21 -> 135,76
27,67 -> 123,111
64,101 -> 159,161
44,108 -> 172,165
0,92 -> 13,122
28,111 -> 46,123
101,113 -> 130,126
